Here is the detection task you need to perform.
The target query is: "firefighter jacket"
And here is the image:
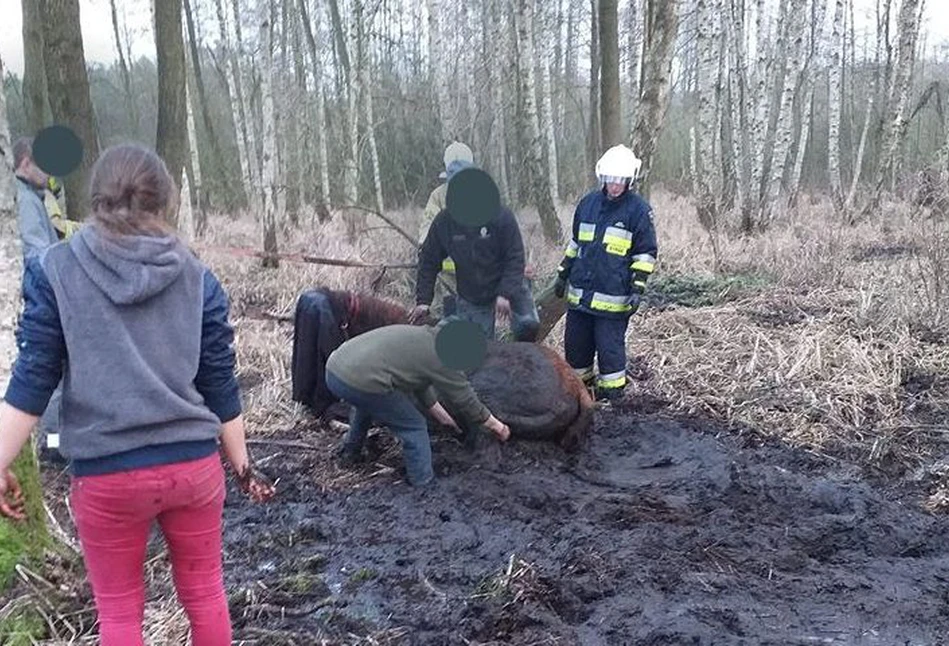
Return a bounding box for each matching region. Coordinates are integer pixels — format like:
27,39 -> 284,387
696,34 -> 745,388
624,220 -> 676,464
557,188 -> 657,319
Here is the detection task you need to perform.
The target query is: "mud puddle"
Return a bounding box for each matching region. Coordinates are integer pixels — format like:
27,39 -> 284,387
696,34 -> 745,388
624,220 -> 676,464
216,406 -> 949,645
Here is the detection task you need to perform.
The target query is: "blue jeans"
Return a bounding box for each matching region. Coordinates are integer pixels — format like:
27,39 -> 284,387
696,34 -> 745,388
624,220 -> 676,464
453,279 -> 539,341
325,370 -> 434,486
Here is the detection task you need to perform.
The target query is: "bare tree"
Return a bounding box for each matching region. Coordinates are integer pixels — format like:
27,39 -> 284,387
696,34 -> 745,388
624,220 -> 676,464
538,1 -> 561,203
259,0 -> 279,267
214,0 -> 252,210
298,0 -> 332,217
43,0 -> 100,220
110,0 -> 138,133
598,0 -> 622,147
515,0 -> 562,242
328,0 -> 360,228
183,0 -> 225,213
828,0 -> 845,209
873,0 -> 923,198
22,0 -> 50,133
588,0 -> 601,175
358,1 -> 385,214
427,0 -> 455,142
695,0 -> 724,237
155,0 -> 189,224
629,0 -> 679,196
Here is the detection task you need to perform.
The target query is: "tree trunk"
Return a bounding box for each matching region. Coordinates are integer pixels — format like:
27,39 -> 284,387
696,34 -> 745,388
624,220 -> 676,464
43,0 -> 100,220
627,0 -> 641,108
490,0 -> 513,205
259,1 -> 279,268
762,0 -> 807,226
358,2 -> 385,215
214,0 -> 252,212
873,0 -> 922,199
828,0 -> 844,209
184,72 -> 205,235
789,0 -> 829,207
0,55 -> 14,218
231,0 -> 263,202
109,0 -> 138,135
328,0 -> 359,233
427,0 -> 455,142
183,0 -> 226,213
155,0 -> 189,226
22,0 -> 51,133
598,0 -> 622,147
587,0 -> 601,176
538,2 -> 561,203
298,0 -> 332,217
726,0 -> 752,221
695,0 -> 723,233
515,0 -> 562,243
628,0 -> 679,197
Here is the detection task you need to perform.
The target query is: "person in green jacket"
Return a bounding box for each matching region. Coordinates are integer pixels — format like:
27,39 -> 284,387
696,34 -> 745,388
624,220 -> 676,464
325,324 -> 510,487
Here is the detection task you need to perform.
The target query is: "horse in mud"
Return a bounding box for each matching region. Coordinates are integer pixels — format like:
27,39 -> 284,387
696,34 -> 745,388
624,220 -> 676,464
294,288 -> 594,449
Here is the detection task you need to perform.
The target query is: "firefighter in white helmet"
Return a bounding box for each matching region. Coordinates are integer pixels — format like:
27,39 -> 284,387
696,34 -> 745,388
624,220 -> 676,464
553,144 -> 658,401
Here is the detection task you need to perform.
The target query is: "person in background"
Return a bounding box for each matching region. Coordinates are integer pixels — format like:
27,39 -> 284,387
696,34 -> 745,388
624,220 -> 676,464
44,176 -> 82,240
0,143 -> 275,646
12,137 -> 64,460
554,144 -> 658,402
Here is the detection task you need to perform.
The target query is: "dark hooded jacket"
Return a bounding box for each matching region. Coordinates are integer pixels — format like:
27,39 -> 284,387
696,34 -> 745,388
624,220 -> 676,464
3,224 -> 241,476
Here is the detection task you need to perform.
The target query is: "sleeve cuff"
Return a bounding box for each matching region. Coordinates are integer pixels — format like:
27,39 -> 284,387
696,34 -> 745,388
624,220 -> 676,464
2,380 -> 54,417
202,383 -> 243,423
419,387 -> 438,409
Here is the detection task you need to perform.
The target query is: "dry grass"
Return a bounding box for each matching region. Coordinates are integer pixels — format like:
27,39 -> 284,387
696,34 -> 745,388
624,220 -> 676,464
194,192 -> 949,476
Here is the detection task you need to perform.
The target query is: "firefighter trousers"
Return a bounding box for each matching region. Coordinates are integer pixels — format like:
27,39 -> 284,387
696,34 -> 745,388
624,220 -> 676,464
564,309 -> 629,396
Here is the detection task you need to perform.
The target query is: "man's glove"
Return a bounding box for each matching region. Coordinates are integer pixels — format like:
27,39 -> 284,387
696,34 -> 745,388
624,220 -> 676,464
554,276 -> 567,299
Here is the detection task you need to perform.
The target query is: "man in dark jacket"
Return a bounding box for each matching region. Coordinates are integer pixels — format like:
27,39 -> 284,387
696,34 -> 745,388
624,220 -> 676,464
554,144 -> 658,402
409,163 -> 539,342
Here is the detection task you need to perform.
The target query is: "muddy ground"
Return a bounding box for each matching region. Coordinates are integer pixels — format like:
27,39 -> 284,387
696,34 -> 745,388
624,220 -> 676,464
169,398 -> 949,646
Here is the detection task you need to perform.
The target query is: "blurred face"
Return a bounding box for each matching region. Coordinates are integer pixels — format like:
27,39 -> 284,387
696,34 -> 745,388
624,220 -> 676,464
605,181 -> 628,199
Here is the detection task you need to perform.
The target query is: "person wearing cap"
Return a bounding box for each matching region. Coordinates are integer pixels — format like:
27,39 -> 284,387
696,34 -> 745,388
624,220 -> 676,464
410,164 -> 540,342
553,144 -> 658,402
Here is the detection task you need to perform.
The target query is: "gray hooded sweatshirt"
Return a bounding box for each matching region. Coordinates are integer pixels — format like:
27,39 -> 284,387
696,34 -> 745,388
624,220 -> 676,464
40,225 -> 223,464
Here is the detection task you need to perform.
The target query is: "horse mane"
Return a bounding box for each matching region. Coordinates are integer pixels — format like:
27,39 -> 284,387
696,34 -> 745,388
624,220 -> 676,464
322,288 -> 410,337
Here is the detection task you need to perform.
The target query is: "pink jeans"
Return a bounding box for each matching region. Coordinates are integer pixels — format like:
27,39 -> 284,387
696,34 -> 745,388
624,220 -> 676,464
70,454 -> 231,646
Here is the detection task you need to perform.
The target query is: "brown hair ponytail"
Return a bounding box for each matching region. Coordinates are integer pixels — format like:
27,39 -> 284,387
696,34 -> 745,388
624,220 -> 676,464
89,144 -> 178,236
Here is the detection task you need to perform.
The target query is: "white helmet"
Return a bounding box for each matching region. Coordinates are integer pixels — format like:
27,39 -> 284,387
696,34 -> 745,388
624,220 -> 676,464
595,144 -> 642,185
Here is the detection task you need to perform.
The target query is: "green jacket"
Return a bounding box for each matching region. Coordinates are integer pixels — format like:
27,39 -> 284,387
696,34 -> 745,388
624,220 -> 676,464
326,325 -> 490,427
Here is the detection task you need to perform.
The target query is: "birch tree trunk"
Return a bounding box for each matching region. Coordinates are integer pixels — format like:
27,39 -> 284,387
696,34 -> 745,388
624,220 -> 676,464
184,0 -> 225,213
22,0 -> 51,133
588,0 -> 601,175
762,0 -> 807,226
0,56 -> 14,219
110,0 -> 138,134
874,0 -> 922,199
695,0 -> 723,232
538,2 -> 560,203
184,76 -> 204,232
298,0 -> 332,218
214,0 -> 252,212
231,0 -> 263,203
328,0 -> 359,231
44,0 -> 100,220
259,1 -> 279,268
490,0 -> 513,205
629,0 -> 679,197
789,0 -> 829,207
515,0 -> 562,242
726,0 -> 752,220
827,0 -> 845,210
627,0 -> 640,108
155,0 -> 189,226
599,0 -> 622,147
427,0 -> 455,142
358,2 -> 385,215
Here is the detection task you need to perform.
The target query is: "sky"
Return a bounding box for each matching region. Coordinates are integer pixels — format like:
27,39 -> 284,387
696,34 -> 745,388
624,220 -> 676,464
1,0 -> 949,77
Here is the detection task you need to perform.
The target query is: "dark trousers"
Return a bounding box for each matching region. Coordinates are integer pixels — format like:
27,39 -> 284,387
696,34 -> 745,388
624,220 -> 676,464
564,309 -> 629,393
325,370 -> 434,486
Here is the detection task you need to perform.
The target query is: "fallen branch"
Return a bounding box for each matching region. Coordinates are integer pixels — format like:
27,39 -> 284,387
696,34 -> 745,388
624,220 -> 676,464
246,439 -> 323,452
193,243 -> 416,269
